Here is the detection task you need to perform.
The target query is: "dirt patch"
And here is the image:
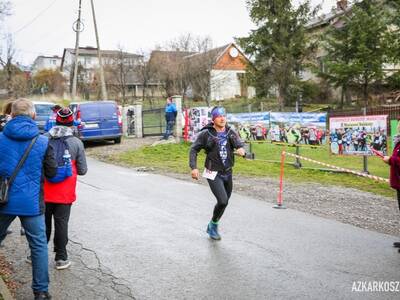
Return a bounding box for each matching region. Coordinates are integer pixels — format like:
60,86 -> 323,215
86,137 -> 400,238
0,252 -> 18,298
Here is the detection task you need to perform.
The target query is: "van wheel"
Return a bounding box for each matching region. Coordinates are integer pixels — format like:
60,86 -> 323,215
114,137 -> 121,144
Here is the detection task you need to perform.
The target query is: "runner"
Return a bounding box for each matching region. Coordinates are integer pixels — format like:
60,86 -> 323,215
189,106 -> 246,240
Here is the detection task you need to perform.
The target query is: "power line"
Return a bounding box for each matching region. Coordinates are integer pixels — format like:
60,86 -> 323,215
13,0 -> 58,35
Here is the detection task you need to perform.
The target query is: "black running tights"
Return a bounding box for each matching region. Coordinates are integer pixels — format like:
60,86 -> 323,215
207,174 -> 233,223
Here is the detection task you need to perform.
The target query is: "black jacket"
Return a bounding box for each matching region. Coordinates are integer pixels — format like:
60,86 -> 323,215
189,123 -> 244,172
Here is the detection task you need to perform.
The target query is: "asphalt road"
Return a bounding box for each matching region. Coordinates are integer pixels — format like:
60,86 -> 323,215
3,157 -> 400,299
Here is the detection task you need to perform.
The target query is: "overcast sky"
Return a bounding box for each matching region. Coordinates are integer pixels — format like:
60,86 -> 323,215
2,0 -> 339,65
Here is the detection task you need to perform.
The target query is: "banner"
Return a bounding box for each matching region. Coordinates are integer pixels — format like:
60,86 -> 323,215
269,112 -> 327,144
188,107 -> 211,142
226,112 -> 270,124
226,112 -> 270,141
329,115 -> 388,155
390,119 -> 399,152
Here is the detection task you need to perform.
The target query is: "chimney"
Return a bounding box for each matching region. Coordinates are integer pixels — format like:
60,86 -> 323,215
337,0 -> 348,11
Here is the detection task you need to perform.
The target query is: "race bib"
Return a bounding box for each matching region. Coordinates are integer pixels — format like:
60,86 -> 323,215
202,168 -> 218,180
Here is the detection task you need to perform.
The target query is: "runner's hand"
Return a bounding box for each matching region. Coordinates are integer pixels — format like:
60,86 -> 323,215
191,169 -> 199,180
235,148 -> 246,157
383,156 -> 390,164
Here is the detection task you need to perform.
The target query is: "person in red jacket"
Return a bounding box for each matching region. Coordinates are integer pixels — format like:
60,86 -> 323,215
383,136 -> 400,252
44,108 -> 88,269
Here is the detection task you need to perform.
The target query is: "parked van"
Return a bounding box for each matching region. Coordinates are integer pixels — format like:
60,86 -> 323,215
32,101 -> 55,133
70,101 -> 122,143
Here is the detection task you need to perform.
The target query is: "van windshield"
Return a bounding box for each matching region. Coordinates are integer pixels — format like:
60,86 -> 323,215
35,104 -> 53,116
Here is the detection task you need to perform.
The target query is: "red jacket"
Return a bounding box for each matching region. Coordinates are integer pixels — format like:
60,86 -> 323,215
44,161 -> 79,204
43,126 -> 87,204
389,142 -> 400,190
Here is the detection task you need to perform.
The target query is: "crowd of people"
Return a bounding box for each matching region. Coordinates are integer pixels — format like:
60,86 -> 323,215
0,99 -> 87,300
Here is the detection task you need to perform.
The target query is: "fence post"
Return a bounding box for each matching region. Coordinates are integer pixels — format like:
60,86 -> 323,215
362,107 -> 369,174
172,95 -> 183,141
134,103 -> 143,138
294,145 -> 302,168
274,150 -> 287,209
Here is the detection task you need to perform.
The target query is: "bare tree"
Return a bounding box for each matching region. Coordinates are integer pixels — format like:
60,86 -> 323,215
0,1 -> 11,21
104,46 -> 138,105
151,33 -> 218,105
134,49 -> 154,103
0,34 -> 16,97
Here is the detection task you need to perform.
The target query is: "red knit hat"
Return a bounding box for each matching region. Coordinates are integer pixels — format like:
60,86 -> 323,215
56,107 -> 74,126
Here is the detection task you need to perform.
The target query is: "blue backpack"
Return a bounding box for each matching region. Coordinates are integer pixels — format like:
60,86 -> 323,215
47,137 -> 73,183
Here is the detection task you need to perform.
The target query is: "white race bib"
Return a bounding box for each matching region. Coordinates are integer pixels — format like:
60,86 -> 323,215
202,168 -> 218,180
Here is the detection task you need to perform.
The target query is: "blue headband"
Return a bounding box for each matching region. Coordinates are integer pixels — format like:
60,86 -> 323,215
211,107 -> 226,120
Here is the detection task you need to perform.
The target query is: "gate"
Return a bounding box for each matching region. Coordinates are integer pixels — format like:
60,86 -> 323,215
142,107 -> 165,137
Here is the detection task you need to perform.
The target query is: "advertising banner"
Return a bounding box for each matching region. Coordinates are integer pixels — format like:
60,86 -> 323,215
269,112 -> 327,144
226,112 -> 270,141
188,107 -> 211,142
390,119 -> 399,152
226,112 -> 270,125
329,115 -> 388,155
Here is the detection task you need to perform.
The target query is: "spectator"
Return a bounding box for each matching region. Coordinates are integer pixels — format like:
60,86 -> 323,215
44,107 -> 88,270
383,134 -> 400,253
44,104 -> 62,132
0,98 -> 57,300
0,101 -> 12,132
162,97 -> 177,140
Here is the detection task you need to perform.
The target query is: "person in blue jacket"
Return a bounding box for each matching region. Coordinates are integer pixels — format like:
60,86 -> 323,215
44,104 -> 61,132
0,99 -> 57,300
162,97 -> 177,140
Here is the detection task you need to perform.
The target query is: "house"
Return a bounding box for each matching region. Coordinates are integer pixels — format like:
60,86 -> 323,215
186,43 -> 255,100
60,46 -> 162,98
61,46 -> 141,82
149,43 -> 255,100
301,0 -> 351,82
32,55 -> 62,74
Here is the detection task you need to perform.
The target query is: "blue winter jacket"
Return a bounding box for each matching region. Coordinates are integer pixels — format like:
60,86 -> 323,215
0,116 -> 57,216
165,103 -> 177,122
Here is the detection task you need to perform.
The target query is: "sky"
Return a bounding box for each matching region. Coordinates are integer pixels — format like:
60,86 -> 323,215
2,0 -> 339,65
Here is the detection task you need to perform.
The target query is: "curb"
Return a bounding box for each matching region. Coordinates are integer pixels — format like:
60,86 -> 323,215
0,275 -> 13,300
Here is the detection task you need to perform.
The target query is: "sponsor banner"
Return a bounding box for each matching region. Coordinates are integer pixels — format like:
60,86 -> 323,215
226,112 -> 270,125
269,112 -> 327,144
329,115 -> 388,155
270,112 -> 327,127
188,107 -> 211,142
390,119 -> 399,151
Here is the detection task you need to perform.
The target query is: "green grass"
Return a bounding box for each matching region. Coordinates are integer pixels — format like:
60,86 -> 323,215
116,141 -> 395,198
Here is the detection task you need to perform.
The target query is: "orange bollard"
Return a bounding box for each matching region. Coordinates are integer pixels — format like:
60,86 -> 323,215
274,150 -> 287,209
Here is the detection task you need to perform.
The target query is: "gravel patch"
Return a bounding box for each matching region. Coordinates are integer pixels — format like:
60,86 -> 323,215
86,137 -> 400,238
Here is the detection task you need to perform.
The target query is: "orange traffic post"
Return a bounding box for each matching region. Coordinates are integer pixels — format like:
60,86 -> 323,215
274,150 -> 287,209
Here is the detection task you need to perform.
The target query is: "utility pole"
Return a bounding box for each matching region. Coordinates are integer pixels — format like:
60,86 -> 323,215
71,0 -> 83,100
90,0 -> 108,100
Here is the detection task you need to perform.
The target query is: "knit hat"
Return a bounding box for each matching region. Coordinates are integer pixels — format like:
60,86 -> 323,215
211,106 -> 226,120
52,104 -> 62,112
56,107 -> 74,126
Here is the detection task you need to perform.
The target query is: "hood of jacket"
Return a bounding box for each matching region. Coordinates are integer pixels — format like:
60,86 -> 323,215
48,126 -> 74,138
201,122 -> 231,137
3,115 -> 39,141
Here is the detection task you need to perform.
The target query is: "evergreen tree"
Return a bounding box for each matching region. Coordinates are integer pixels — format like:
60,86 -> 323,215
237,0 -> 318,110
322,0 -> 395,108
